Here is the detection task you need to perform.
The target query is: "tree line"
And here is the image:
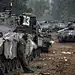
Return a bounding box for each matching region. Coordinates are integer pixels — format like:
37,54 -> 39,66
52,0 -> 75,21
0,0 -> 75,21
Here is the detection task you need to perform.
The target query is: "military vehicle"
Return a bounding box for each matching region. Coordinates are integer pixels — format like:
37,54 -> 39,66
0,10 -> 41,75
57,24 -> 75,42
36,22 -> 52,53
38,35 -> 52,53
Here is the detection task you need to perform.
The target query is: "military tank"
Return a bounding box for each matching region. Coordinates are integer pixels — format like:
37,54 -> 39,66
57,24 -> 75,42
36,22 -> 52,53
0,9 -> 41,75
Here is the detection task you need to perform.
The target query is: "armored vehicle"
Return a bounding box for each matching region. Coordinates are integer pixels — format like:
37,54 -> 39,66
36,22 -> 52,53
0,10 -> 41,75
38,35 -> 52,53
57,24 -> 75,42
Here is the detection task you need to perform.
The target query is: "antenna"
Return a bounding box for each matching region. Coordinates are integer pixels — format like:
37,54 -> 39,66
10,0 -> 13,7
9,0 -> 13,15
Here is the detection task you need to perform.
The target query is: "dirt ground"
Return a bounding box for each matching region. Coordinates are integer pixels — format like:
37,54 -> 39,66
20,32 -> 75,75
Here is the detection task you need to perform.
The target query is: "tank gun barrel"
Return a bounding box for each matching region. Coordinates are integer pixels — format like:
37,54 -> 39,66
58,27 -> 69,33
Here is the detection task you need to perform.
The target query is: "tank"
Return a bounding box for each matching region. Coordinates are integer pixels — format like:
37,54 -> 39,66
0,10 -> 40,75
36,22 -> 52,53
57,24 -> 75,42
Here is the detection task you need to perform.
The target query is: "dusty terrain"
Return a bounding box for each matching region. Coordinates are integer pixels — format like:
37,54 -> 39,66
16,32 -> 75,75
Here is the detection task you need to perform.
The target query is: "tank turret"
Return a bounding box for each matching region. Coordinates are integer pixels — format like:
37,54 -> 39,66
15,13 -> 36,33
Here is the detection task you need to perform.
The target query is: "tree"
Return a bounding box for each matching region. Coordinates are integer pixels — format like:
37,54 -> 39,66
12,0 -> 28,15
52,0 -> 75,21
0,0 -> 31,15
0,0 -> 10,11
27,0 -> 50,17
